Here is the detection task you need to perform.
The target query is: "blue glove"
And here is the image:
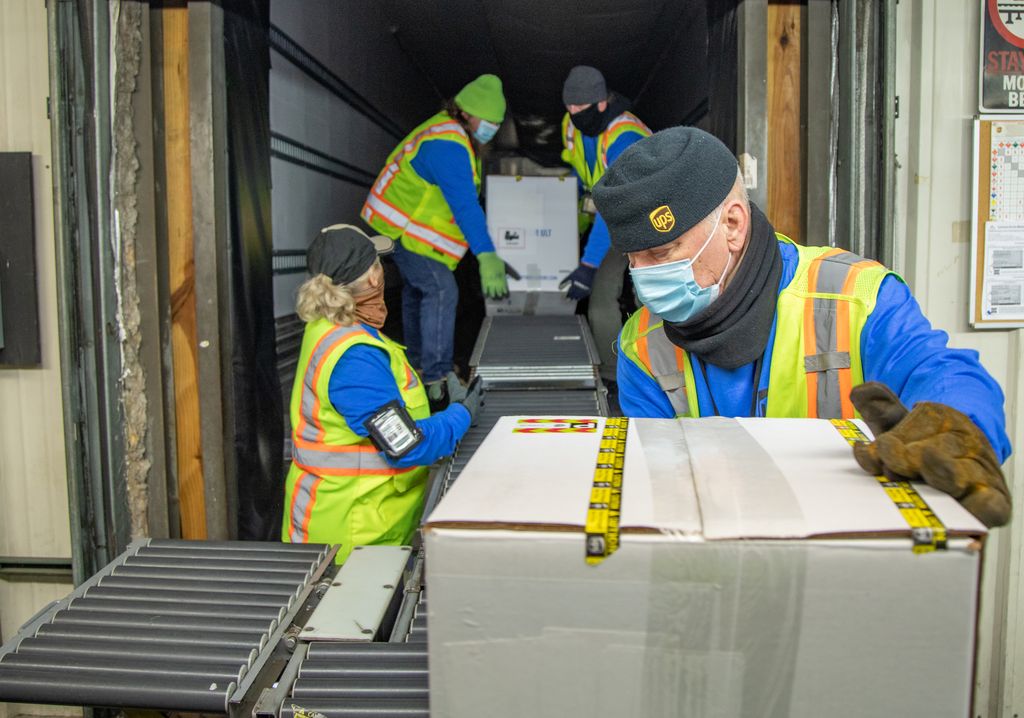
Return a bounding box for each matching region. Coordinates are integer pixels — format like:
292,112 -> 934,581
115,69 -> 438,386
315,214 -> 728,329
558,263 -> 597,301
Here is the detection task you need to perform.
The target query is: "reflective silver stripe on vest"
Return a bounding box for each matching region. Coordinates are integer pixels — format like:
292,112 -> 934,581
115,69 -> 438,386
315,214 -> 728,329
292,444 -> 394,474
371,120 -> 466,195
811,296 -> 843,418
289,471 -> 318,543
363,188 -> 407,228
401,216 -> 469,258
814,254 -> 856,296
807,252 -> 862,418
298,325 -> 368,443
645,320 -> 690,416
804,351 -> 851,373
599,114 -> 650,165
564,119 -> 576,152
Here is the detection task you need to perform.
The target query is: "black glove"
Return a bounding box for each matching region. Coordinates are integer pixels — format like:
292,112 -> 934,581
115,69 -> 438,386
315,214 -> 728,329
453,376 -> 484,426
558,263 -> 597,301
849,382 -> 1011,528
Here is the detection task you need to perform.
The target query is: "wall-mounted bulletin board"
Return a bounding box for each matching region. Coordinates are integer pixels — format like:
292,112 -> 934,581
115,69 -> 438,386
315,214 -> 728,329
971,117 -> 1024,328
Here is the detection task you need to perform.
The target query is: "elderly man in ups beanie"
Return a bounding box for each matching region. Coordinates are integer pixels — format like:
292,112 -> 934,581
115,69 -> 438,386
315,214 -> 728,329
593,126 -> 1012,528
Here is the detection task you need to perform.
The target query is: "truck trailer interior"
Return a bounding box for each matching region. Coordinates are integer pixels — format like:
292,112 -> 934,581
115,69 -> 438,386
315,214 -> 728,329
0,1 -> 912,716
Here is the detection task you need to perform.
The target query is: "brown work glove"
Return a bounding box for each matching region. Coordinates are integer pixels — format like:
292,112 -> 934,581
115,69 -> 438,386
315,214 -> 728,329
849,382 -> 1011,528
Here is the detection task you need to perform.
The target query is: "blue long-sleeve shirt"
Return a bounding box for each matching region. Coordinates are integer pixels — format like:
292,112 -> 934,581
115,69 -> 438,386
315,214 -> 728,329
578,131 -> 646,267
617,240 -> 1012,461
327,326 -> 470,468
410,140 -> 495,256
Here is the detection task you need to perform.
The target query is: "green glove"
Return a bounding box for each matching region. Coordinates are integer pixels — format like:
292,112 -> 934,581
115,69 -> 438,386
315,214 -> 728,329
478,252 -> 510,300
426,377 -> 450,413
849,382 -> 1012,528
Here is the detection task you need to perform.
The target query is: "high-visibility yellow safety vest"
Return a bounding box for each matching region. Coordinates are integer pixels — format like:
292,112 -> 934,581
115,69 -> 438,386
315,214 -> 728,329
619,237 -> 897,419
282,318 -> 430,564
560,111 -> 651,191
361,112 -> 481,270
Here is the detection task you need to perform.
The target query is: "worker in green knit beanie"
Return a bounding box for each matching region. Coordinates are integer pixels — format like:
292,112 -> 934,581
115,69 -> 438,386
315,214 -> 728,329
361,74 -> 519,410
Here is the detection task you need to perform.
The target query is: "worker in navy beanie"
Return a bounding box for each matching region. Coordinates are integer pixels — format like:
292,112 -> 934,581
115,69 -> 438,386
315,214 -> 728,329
558,65 -> 652,386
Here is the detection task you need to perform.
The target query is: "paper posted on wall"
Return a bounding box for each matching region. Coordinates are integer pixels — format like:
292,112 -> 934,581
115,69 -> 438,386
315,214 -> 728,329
982,221 -> 1024,321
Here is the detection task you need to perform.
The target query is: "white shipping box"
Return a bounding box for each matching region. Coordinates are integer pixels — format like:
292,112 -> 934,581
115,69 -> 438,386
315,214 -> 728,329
485,175 -> 579,315
424,417 -> 987,718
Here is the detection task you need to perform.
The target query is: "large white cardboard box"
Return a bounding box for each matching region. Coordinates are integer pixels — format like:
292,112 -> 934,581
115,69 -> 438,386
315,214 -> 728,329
485,175 -> 579,315
424,416 -> 987,718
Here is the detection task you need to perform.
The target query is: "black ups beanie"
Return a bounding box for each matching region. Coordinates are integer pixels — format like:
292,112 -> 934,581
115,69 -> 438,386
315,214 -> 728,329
592,127 -> 739,253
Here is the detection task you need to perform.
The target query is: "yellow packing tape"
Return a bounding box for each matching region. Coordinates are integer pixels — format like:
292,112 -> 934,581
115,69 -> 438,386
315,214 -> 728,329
830,419 -> 947,553
585,417 -> 628,565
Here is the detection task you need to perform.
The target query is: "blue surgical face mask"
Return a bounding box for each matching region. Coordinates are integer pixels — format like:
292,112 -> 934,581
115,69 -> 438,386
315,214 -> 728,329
473,119 -> 500,144
629,209 -> 732,323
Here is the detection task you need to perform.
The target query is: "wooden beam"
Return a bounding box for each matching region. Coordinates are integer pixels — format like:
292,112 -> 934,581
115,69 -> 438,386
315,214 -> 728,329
767,1 -> 805,242
188,2 -> 232,539
162,2 -> 207,539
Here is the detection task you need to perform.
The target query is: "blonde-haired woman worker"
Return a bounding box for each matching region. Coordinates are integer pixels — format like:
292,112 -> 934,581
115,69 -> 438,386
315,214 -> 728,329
282,224 -> 480,562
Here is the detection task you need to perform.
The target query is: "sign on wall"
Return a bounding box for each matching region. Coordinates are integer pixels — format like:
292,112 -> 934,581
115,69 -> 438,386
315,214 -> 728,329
981,0 -> 1024,111
970,118 -> 1024,328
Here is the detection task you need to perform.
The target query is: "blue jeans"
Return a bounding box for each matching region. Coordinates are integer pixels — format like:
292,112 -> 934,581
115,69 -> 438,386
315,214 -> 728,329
390,242 -> 458,382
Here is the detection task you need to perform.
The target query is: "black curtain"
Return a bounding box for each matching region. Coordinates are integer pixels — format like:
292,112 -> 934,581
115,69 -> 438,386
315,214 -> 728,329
223,0 -> 284,539
703,0 -> 740,151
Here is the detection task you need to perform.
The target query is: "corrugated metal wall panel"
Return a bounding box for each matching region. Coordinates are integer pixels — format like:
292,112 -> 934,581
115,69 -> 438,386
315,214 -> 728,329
268,0 -> 436,318
0,8 -> 75,715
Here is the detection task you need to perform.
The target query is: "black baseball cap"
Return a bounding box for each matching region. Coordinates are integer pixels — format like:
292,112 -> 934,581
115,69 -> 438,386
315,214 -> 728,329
307,224 -> 394,285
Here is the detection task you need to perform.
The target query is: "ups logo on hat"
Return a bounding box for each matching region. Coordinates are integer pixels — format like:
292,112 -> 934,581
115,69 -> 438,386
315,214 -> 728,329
649,205 -> 675,233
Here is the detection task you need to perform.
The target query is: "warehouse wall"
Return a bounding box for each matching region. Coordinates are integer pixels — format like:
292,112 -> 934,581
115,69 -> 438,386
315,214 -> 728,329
268,0 -> 436,317
894,2 -> 1023,715
0,1 -> 76,717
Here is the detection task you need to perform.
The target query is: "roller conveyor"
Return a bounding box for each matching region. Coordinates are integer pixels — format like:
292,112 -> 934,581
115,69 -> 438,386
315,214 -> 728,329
0,315 -> 607,717
0,539 -> 334,712
470,315 -> 601,388
276,643 -> 430,717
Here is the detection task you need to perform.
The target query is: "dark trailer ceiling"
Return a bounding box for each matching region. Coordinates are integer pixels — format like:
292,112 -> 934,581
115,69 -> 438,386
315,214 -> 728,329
384,0 -> 738,162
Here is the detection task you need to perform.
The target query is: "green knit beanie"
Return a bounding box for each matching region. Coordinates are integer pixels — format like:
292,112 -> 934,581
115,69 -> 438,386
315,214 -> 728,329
454,74 -> 506,124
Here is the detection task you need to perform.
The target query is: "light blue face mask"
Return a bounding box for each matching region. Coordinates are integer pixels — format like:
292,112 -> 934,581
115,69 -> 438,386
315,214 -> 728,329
630,209 -> 731,323
473,119 -> 500,144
